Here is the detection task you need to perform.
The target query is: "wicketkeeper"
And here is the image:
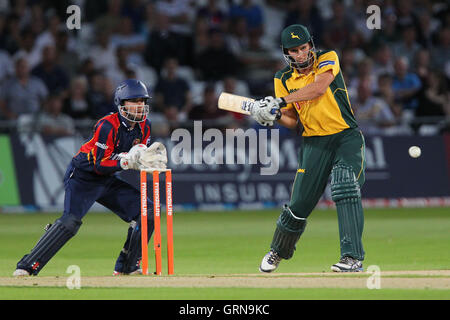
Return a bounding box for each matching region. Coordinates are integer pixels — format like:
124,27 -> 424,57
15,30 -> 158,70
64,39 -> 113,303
13,79 -> 168,276
249,25 -> 366,272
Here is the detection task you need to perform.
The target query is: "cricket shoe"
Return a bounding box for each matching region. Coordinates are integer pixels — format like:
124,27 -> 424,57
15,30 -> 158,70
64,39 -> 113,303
259,250 -> 282,273
13,269 -> 31,277
331,256 -> 363,272
112,268 -> 142,276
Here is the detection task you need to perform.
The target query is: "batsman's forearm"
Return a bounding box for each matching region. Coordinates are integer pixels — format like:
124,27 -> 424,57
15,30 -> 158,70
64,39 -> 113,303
277,108 -> 298,129
283,82 -> 326,103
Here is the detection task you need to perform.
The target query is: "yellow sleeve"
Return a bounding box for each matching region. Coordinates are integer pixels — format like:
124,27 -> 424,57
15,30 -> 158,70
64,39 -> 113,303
274,77 -> 294,110
316,51 -> 340,77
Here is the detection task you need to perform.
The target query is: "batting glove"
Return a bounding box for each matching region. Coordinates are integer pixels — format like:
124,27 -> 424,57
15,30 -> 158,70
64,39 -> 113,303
249,97 -> 285,126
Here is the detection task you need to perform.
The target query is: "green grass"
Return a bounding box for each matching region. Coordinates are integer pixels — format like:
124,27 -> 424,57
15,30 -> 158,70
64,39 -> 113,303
0,207 -> 449,299
0,287 -> 448,300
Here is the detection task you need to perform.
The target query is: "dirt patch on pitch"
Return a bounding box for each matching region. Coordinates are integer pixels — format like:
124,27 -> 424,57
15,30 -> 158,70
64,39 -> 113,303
1,270 -> 449,289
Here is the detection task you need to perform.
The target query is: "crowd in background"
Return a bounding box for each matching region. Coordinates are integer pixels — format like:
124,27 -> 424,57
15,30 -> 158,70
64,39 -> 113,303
0,0 -> 448,138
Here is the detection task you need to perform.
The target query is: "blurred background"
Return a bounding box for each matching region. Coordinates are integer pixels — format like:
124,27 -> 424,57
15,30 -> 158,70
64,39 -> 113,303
0,0 -> 448,212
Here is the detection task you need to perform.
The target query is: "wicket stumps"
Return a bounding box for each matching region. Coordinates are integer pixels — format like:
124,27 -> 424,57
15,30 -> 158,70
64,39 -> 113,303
140,169 -> 174,275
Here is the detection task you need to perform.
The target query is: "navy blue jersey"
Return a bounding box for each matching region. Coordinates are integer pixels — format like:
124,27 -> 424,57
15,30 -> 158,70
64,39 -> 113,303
72,112 -> 151,175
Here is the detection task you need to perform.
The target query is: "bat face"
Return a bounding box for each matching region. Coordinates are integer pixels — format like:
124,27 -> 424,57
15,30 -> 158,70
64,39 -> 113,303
218,92 -> 254,115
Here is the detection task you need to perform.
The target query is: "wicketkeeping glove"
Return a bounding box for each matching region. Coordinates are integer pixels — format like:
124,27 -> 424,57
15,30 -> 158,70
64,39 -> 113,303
119,144 -> 147,170
139,142 -> 168,170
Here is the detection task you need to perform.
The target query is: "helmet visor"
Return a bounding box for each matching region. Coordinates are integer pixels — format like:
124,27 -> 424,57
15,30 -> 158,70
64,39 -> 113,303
283,39 -> 316,71
119,103 -> 149,122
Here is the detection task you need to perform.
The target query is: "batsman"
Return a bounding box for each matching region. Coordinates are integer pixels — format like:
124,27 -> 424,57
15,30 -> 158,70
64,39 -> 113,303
250,25 -> 366,272
13,79 -> 168,276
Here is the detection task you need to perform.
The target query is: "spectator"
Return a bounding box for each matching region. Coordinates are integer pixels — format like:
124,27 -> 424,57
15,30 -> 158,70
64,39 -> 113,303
353,78 -> 396,136
284,0 -> 324,46
12,28 -> 41,69
55,30 -> 80,79
94,76 -> 116,119
340,48 -> 357,84
392,56 -> 422,113
87,72 -> 110,116
33,12 -> 64,64
238,29 -> 278,96
192,17 -> 210,55
121,0 -> 147,32
3,14 -> 21,55
368,7 -> 399,50
392,24 -> 422,67
225,16 -> 249,56
373,44 -> 395,78
0,56 -> 48,120
35,94 -> 75,137
31,44 -> 69,96
417,11 -> 440,49
0,13 -> 9,50
155,0 -> 196,36
110,16 -> 146,66
144,13 -> 194,73
95,0 -> 123,34
0,49 -> 14,84
154,57 -> 192,122
188,84 -> 230,129
414,49 -> 432,81
376,73 -> 403,121
195,28 -> 240,81
430,27 -> 450,71
348,58 -> 377,99
322,0 -> 354,50
106,46 -> 135,87
196,0 -> 228,31
63,76 -> 92,120
229,0 -> 263,35
394,0 -> 420,31
416,71 -> 448,119
88,30 -> 117,74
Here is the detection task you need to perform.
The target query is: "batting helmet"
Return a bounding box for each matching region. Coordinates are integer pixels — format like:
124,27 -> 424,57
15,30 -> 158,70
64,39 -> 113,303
114,79 -> 150,123
281,24 -> 316,70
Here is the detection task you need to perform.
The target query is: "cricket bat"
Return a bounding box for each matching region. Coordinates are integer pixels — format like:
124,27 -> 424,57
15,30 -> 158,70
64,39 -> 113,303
218,92 -> 282,119
218,92 -> 255,115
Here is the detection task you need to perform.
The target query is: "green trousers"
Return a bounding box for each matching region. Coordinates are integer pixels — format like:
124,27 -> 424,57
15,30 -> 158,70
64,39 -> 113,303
289,127 -> 366,260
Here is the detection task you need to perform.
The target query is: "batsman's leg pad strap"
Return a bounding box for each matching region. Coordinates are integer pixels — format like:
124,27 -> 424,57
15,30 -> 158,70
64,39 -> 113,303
270,205 -> 307,260
330,165 -> 365,260
17,215 -> 82,275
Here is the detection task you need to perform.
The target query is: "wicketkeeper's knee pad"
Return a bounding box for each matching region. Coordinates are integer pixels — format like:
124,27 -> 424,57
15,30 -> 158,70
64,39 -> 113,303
330,165 -> 365,260
17,214 -> 82,275
270,205 -> 307,260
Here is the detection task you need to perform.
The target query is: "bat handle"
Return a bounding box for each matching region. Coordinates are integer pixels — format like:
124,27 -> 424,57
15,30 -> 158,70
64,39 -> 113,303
271,108 -> 282,120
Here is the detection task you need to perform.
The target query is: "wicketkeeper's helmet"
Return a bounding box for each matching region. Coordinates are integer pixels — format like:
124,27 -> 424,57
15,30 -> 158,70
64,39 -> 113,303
114,79 -> 150,123
281,24 -> 316,71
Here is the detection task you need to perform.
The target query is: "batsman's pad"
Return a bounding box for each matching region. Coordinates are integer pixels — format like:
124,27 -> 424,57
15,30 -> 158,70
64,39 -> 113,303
16,215 -> 82,275
116,215 -> 154,274
331,165 -> 365,260
270,205 -> 307,259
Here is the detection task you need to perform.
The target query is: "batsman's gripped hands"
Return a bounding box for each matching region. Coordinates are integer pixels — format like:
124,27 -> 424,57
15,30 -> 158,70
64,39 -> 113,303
249,96 -> 285,126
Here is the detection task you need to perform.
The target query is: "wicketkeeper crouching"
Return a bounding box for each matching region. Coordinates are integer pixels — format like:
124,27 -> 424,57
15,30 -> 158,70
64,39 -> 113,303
13,79 -> 168,276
